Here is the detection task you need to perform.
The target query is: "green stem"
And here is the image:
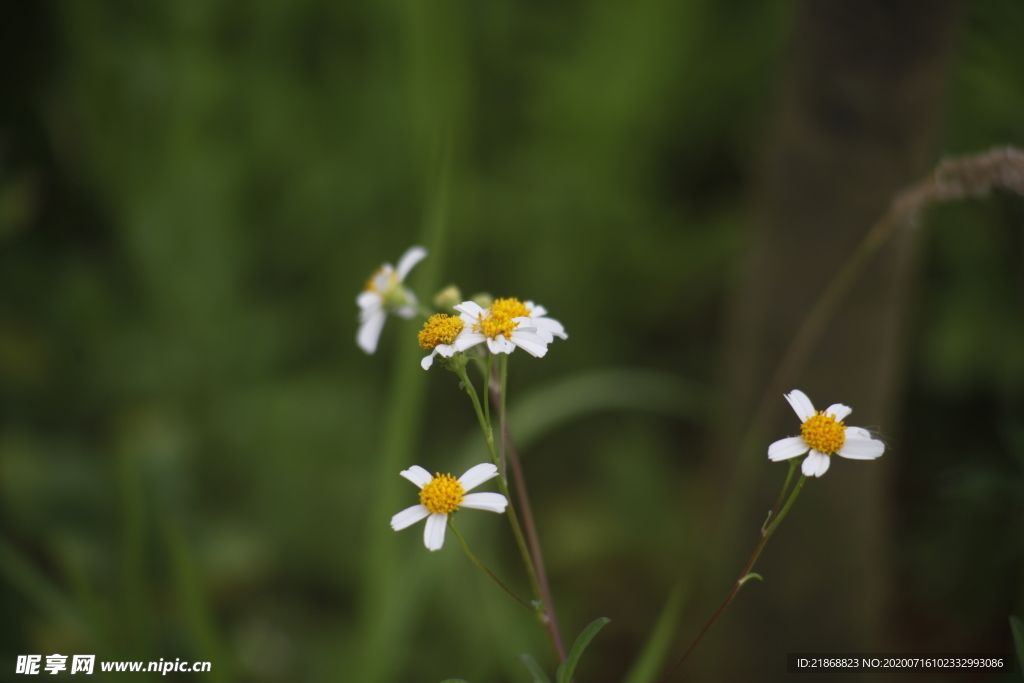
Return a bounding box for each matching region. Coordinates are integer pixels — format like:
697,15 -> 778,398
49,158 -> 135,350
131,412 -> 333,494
663,473 -> 807,682
499,354 -> 508,477
453,364 -> 551,653
448,519 -> 532,611
763,459 -> 798,532
488,376 -> 567,662
454,365 -> 494,457
484,354 -> 493,430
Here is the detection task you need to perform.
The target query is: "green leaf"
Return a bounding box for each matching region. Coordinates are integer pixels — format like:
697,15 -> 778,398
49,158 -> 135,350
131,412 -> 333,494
556,617 -> 612,683
518,654 -> 552,683
738,572 -> 763,586
1010,615 -> 1024,680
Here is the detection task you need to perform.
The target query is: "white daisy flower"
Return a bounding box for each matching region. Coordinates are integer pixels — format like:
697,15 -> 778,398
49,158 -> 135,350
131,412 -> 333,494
452,298 -> 554,357
417,313 -> 465,370
356,246 -> 427,354
767,389 -> 885,478
390,463 -> 508,551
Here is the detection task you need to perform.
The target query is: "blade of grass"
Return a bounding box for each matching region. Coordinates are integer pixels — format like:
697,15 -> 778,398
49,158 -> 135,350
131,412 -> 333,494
0,536 -> 89,637
518,654 -> 553,683
354,139 -> 454,683
622,582 -> 688,683
556,617 -> 611,683
164,518 -> 232,683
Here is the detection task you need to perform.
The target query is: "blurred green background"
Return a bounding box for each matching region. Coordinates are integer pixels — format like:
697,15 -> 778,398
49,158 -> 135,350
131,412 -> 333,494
1,1 -> 1022,682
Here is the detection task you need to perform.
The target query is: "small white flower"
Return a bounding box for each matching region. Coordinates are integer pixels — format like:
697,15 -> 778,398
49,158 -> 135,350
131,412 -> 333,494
417,313 -> 466,370
767,389 -> 885,477
453,298 -> 556,357
356,246 -> 427,354
390,463 -> 508,551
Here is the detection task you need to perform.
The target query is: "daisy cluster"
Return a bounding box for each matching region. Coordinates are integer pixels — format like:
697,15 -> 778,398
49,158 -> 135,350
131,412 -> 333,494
418,297 -> 567,370
357,246 -> 569,550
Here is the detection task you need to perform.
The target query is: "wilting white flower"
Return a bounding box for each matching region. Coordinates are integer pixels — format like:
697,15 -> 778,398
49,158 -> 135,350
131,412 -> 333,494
390,463 -> 508,551
767,389 -> 885,477
356,246 -> 427,354
453,298 -> 556,357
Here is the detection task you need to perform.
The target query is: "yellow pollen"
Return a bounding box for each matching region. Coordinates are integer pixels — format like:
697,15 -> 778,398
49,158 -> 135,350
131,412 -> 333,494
800,412 -> 846,455
417,314 -> 465,350
475,297 -> 530,339
419,473 -> 465,514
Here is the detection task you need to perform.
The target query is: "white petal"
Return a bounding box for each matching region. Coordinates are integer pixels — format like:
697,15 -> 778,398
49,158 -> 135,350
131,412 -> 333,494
824,403 -> 852,421
846,426 -> 872,439
421,350 -> 437,370
511,317 -> 539,333
458,463 -> 499,491
813,451 -> 831,476
400,465 -> 433,488
357,310 -> 387,354
394,304 -> 417,320
454,333 -> 486,352
395,246 -> 427,281
372,267 -> 393,292
837,434 -> 885,460
767,436 -> 809,461
510,332 -> 549,358
357,290 -> 381,311
527,327 -> 554,343
802,450 -> 828,477
534,316 -> 567,340
436,343 -> 457,358
423,513 -> 448,551
486,336 -> 509,354
454,301 -> 484,319
391,504 -> 430,531
460,492 -> 508,513
784,390 -> 816,421
526,302 -> 546,317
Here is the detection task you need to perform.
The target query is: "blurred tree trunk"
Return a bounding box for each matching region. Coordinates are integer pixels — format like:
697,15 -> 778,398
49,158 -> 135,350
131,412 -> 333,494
708,1 -> 963,679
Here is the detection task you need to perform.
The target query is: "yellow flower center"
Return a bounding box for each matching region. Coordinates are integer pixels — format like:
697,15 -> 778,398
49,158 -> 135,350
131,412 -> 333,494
419,473 -> 465,514
417,314 -> 465,350
800,412 -> 846,455
474,298 -> 530,339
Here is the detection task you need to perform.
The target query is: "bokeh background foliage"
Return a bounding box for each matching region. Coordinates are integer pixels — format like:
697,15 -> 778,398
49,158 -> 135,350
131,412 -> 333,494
1,1 -> 1023,682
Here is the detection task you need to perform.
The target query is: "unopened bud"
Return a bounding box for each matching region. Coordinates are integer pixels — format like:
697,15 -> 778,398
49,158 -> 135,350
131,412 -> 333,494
470,292 -> 494,309
433,284 -> 463,311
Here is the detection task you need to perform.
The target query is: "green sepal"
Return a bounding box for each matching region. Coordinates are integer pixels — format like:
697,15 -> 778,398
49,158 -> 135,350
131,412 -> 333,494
518,654 -> 552,683
556,617 -> 611,683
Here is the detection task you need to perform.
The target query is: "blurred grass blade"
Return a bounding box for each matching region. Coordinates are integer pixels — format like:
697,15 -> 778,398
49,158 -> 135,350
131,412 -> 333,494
622,582 -> 687,683
460,370 -> 704,464
164,518 -> 231,683
518,654 -> 552,683
0,536 -> 88,637
355,134 -> 454,682
512,370 -> 703,447
1010,615 -> 1024,679
556,617 -> 611,683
